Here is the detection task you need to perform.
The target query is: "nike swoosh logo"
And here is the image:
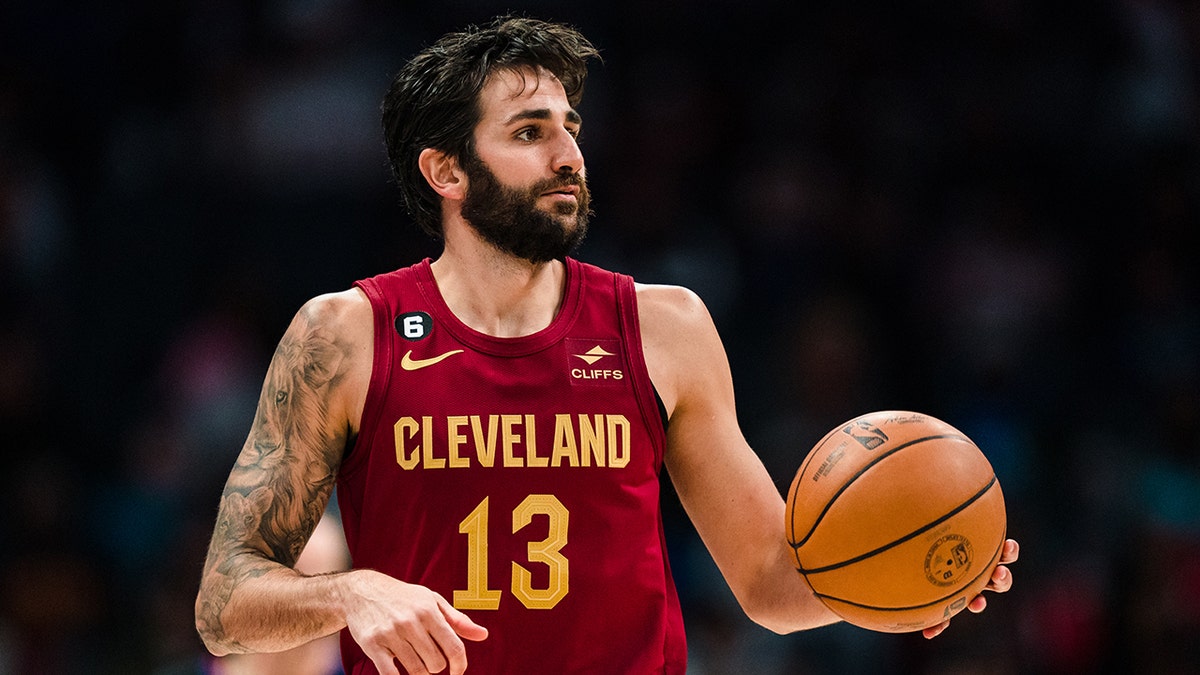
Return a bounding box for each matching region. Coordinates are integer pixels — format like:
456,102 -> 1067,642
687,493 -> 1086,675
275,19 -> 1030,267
401,349 -> 464,371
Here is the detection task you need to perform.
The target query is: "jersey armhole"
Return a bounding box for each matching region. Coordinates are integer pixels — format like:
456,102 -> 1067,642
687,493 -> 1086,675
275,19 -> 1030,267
654,389 -> 669,431
341,277 -> 392,478
615,273 -> 669,465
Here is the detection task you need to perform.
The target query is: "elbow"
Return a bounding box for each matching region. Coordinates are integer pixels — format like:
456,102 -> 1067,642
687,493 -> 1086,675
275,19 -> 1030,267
753,617 -> 796,636
198,637 -> 233,658
744,602 -> 837,636
743,604 -> 807,635
195,593 -> 235,656
195,622 -> 235,657
737,577 -> 841,635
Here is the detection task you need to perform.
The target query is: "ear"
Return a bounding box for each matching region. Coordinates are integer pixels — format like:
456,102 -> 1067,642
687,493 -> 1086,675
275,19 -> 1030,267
418,147 -> 467,201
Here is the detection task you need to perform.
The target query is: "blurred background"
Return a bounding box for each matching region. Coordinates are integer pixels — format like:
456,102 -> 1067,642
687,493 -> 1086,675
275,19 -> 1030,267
1,1 -> 1198,673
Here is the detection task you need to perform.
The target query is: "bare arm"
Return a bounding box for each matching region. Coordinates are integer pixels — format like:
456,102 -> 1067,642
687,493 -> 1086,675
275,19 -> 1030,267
195,289 -> 487,674
195,289 -> 370,654
638,284 -> 838,633
639,283 -> 1019,636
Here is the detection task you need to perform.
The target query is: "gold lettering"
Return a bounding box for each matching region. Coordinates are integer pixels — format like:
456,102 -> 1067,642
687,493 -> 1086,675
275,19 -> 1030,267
396,413 -> 633,471
447,416 -> 469,468
471,415 -> 498,467
551,414 -> 579,467
525,414 -> 547,467
608,415 -> 630,468
579,414 -> 605,467
394,417 -> 420,470
421,415 -> 442,469
502,414 -> 524,467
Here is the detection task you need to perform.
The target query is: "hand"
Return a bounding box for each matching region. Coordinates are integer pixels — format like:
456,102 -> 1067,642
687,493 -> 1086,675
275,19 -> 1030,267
342,570 -> 489,674
922,538 -> 1019,639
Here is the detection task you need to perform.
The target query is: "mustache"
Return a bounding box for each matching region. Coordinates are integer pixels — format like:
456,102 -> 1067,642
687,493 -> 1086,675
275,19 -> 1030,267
530,172 -> 586,194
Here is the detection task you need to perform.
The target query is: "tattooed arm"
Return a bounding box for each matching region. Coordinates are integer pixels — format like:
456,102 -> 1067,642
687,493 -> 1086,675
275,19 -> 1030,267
194,289 -> 487,674
194,289 -> 368,654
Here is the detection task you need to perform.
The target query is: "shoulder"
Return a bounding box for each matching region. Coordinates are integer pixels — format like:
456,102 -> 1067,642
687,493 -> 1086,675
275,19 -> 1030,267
279,288 -> 374,429
285,288 -> 374,365
635,283 -> 720,355
635,283 -> 709,325
298,287 -> 373,327
634,283 -> 725,417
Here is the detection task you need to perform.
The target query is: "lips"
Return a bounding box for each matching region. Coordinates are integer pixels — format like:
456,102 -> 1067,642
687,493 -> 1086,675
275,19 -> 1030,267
542,185 -> 579,197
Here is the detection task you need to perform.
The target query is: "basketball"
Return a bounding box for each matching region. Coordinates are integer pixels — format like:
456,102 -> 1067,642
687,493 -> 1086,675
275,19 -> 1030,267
785,410 -> 1006,633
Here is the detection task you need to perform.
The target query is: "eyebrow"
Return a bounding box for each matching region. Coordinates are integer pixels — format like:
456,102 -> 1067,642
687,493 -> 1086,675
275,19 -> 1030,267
504,108 -> 583,126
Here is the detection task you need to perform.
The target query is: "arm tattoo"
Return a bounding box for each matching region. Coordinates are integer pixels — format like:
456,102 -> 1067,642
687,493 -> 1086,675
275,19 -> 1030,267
197,305 -> 352,645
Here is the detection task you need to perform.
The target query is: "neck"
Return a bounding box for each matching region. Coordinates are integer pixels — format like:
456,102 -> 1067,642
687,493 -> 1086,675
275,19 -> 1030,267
430,240 -> 567,338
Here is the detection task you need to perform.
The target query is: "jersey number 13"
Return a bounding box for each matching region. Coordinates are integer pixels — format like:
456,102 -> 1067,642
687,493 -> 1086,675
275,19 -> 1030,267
453,495 -> 568,610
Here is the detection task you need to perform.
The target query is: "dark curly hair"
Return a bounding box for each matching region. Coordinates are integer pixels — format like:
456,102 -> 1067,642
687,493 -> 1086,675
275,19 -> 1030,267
381,16 -> 600,239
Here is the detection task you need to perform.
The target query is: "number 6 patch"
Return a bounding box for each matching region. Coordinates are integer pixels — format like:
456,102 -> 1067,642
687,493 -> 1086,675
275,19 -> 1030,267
396,311 -> 433,341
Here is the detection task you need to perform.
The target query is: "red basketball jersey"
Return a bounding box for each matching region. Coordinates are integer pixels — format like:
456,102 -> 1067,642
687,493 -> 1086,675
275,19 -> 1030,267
337,257 -> 686,674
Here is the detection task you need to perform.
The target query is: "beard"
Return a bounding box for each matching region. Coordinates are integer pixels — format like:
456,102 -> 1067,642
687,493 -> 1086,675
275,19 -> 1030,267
459,150 -> 591,264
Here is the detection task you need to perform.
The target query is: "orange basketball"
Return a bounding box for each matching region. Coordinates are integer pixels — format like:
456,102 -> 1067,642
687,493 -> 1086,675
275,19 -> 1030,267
785,411 -> 1006,633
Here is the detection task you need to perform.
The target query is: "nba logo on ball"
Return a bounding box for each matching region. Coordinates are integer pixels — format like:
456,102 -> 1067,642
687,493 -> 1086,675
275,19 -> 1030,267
785,411 -> 1007,633
842,420 -> 889,450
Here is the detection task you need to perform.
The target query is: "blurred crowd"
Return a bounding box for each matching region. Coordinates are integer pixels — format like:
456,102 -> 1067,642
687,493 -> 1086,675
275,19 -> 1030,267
1,1 -> 1198,673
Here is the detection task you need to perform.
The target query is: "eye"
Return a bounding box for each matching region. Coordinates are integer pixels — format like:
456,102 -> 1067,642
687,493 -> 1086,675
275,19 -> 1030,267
515,126 -> 541,142
275,390 -> 289,406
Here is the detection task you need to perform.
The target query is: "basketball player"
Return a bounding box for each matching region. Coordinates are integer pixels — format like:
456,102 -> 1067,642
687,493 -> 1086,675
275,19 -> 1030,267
194,16 -> 1018,675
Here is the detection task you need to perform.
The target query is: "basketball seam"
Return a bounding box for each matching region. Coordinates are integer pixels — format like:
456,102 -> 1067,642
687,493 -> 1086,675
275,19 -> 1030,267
811,536 -> 1005,612
790,434 -> 975,549
796,474 -> 998,575
787,424 -> 844,545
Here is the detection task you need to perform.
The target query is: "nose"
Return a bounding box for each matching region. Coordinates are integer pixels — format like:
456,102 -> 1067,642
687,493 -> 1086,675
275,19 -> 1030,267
552,128 -> 584,176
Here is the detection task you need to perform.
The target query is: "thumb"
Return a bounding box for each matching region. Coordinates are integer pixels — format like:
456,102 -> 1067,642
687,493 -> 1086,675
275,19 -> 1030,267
439,600 -> 489,642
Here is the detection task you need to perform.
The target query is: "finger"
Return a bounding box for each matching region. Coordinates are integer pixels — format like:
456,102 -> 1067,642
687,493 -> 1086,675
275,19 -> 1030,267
426,603 -> 473,674
363,645 -> 402,675
1000,539 -> 1020,564
922,620 -> 949,639
985,564 -> 1013,593
968,593 -> 988,613
426,627 -> 466,675
440,599 -> 489,642
390,640 -> 435,675
405,631 -> 449,675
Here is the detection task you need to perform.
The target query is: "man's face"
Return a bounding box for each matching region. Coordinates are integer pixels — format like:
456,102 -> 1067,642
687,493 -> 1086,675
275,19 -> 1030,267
461,66 -> 591,263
